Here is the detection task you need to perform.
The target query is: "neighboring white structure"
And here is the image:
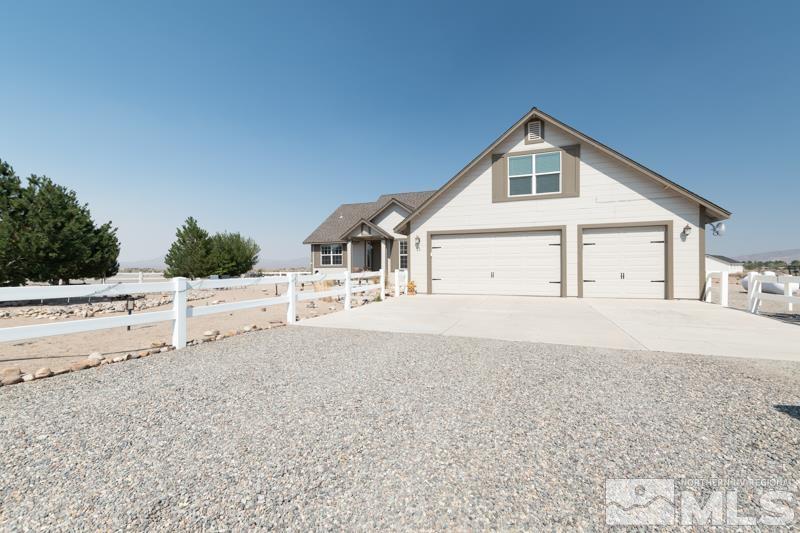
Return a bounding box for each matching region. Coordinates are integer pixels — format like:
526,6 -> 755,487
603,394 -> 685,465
705,254 -> 744,274
392,107 -> 731,299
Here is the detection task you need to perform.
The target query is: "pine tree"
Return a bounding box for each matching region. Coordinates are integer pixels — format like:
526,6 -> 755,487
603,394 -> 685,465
208,232 -> 260,276
0,160 -> 27,286
20,175 -> 121,284
164,217 -> 213,278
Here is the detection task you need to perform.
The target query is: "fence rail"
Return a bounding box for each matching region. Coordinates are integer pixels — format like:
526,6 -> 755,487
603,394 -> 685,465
0,269 -> 409,348
745,272 -> 800,314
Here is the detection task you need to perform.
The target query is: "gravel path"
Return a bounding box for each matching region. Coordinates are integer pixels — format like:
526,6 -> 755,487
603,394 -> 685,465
2,326 -> 799,530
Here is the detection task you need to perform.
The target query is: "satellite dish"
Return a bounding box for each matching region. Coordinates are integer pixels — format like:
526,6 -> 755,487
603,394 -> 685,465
711,222 -> 726,237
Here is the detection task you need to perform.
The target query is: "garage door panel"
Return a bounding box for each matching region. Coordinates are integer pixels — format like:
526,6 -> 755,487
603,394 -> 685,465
431,231 -> 561,296
582,226 -> 665,299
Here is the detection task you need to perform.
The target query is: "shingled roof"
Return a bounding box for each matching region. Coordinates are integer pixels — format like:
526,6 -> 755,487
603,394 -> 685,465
303,191 -> 435,244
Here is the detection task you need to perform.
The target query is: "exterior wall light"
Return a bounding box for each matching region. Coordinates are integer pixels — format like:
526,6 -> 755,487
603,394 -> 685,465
682,224 -> 692,238
414,235 -> 420,249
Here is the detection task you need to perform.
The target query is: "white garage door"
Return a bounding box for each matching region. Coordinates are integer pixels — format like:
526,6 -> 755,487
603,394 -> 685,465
582,226 -> 666,299
431,231 -> 561,296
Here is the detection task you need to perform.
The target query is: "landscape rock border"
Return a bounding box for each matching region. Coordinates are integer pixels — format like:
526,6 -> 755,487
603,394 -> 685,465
0,321 -> 286,388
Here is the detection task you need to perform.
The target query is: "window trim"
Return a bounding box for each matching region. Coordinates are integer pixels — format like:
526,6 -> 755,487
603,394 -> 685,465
398,240 -> 408,269
320,243 -> 343,266
507,151 -> 562,197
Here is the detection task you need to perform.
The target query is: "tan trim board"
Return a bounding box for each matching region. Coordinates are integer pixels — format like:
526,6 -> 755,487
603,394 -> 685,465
426,225 -> 567,297
394,107 -> 730,234
492,144 -> 580,203
577,221 -> 674,299
311,242 -> 349,269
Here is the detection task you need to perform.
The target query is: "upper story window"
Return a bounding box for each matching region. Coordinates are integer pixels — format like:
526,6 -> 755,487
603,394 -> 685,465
399,240 -> 408,269
508,151 -> 561,196
321,244 -> 343,265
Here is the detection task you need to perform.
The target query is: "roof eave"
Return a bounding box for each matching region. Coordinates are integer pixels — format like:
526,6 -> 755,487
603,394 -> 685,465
395,107 -> 731,230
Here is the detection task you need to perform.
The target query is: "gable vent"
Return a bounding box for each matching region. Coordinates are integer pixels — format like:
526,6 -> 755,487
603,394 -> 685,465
527,120 -> 543,142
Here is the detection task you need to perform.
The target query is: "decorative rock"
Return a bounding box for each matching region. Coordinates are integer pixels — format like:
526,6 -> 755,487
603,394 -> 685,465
52,368 -> 71,376
215,334 -> 224,341
33,367 -> 52,379
1,367 -> 23,385
150,341 -> 166,348
88,352 -> 105,362
130,352 -> 141,359
159,347 -> 169,353
69,360 -> 91,371
203,330 -> 220,337
123,353 -> 132,361
242,325 -> 254,332
2,367 -> 22,379
21,374 -> 34,382
112,356 -> 124,363
138,350 -> 151,357
86,358 -> 101,367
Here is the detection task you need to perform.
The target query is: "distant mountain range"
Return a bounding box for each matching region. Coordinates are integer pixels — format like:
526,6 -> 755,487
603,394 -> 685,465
735,249 -> 800,262
119,256 -> 310,271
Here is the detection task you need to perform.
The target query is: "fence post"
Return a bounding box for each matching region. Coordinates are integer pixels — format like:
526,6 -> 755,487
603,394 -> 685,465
746,272 -> 757,313
703,272 -> 713,303
286,273 -> 297,324
344,271 -> 352,311
172,277 -> 187,349
784,277 -> 793,313
720,272 -> 728,308
379,268 -> 385,300
138,271 -> 144,283
748,275 -> 761,314
394,270 -> 400,298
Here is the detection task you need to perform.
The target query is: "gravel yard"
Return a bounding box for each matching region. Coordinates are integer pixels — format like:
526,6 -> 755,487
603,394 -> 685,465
2,326 -> 799,529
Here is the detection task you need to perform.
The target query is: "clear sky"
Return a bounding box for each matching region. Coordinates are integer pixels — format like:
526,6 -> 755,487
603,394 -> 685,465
2,0 -> 798,263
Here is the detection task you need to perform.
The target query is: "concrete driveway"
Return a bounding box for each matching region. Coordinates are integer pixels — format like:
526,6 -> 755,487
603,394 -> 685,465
301,295 -> 800,361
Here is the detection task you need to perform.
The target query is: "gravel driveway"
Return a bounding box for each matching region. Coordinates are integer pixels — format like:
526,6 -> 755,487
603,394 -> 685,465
2,326 -> 799,529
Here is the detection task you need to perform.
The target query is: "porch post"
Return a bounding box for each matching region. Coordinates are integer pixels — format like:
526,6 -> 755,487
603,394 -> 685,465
380,239 -> 387,276
346,241 -> 352,272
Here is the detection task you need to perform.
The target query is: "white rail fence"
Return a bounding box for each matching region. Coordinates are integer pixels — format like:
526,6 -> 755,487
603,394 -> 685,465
703,271 -> 729,307
745,272 -> 800,314
0,269 -> 409,349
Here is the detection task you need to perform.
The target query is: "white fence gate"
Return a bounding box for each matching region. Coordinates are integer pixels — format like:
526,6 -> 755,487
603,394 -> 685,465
0,269 -> 409,349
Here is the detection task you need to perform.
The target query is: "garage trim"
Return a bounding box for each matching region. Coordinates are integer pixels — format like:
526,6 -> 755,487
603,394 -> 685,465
426,225 -> 567,297
577,221 -> 674,299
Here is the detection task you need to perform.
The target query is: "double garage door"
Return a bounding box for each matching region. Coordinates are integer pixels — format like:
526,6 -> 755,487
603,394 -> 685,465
431,230 -> 562,296
430,226 -> 666,299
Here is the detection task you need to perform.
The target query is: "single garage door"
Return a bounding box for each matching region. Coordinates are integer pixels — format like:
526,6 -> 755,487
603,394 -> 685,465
431,230 -> 562,296
581,226 -> 666,299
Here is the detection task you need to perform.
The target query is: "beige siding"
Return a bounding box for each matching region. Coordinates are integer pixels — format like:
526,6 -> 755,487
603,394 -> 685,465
409,124 -> 702,299
372,204 -> 410,238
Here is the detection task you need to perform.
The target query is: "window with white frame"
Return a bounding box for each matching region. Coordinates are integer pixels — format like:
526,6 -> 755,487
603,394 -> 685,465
320,244 -> 343,265
508,151 -> 561,196
399,240 -> 408,269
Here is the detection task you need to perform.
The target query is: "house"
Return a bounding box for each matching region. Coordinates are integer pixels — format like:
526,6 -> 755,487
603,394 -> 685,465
306,107 -> 731,299
705,254 -> 744,274
303,191 -> 435,275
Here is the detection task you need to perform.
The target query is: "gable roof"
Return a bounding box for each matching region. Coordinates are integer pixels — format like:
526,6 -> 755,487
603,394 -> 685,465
303,190 -> 436,244
394,107 -> 731,233
706,254 -> 743,265
339,218 -> 394,240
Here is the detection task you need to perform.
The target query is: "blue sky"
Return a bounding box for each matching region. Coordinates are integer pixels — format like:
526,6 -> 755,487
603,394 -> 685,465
2,0 -> 798,263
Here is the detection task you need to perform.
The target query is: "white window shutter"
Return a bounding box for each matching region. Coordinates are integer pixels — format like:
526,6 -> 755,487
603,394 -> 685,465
527,120 -> 542,141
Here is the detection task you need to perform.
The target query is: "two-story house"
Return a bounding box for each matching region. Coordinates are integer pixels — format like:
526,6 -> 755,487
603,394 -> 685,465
304,107 -> 730,299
